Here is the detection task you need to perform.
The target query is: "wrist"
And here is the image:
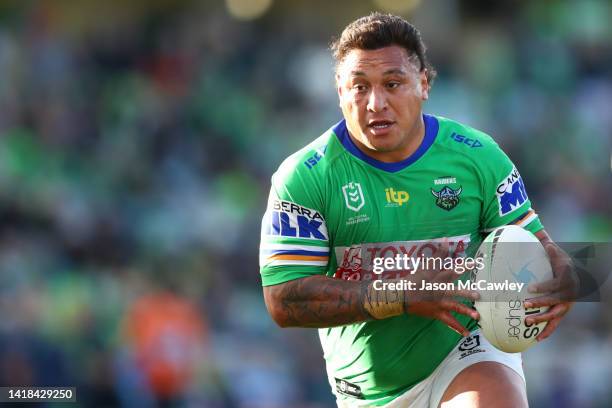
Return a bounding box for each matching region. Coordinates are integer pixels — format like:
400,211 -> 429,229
362,279 -> 407,319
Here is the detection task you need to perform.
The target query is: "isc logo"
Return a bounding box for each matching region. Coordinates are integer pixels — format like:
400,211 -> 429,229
450,132 -> 483,148
304,151 -> 323,169
385,188 -> 409,206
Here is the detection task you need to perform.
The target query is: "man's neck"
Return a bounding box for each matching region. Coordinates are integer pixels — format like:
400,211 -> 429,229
347,116 -> 425,163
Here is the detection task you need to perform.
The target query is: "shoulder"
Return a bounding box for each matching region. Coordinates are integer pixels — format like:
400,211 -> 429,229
272,121 -> 346,189
431,115 -> 512,167
433,115 -> 501,153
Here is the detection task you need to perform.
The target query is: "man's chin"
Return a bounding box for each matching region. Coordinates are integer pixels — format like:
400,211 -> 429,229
368,144 -> 396,153
365,138 -> 400,153
351,130 -> 402,156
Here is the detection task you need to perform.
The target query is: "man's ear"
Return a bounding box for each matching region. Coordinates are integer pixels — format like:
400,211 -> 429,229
336,74 -> 343,98
420,70 -> 429,101
336,74 -> 346,109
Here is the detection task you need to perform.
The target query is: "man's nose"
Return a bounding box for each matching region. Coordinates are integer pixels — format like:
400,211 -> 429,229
367,86 -> 388,112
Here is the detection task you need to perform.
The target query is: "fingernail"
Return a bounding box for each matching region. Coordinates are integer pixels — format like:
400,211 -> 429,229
526,318 -> 533,325
524,301 -> 533,308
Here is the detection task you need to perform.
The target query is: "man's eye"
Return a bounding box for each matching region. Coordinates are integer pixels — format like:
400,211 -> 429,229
353,84 -> 367,92
386,82 -> 400,89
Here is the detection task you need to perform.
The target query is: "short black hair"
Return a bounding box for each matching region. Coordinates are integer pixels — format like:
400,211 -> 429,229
330,12 -> 436,84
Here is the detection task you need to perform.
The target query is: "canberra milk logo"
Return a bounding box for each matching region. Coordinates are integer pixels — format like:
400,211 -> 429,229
264,199 -> 328,240
385,188 -> 409,207
496,167 -> 528,216
342,182 -> 365,212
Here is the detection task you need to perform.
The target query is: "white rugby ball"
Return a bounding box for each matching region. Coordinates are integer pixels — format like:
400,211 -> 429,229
473,225 -> 553,353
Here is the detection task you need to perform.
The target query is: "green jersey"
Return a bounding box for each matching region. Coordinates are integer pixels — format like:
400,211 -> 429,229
259,114 -> 543,405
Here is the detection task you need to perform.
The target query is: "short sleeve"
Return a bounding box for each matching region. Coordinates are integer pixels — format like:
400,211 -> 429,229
259,164 -> 329,286
480,145 -> 544,235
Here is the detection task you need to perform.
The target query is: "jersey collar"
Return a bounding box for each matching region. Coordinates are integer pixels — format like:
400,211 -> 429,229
333,114 -> 439,173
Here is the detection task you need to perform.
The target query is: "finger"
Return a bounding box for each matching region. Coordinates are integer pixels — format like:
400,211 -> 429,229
524,304 -> 568,325
528,277 -> 564,294
437,311 -> 470,337
445,289 -> 480,302
557,273 -> 580,300
419,261 -> 456,284
524,295 -> 562,309
536,318 -> 562,342
552,263 -> 574,278
434,237 -> 450,257
429,238 -> 450,270
434,267 -> 458,283
554,290 -> 577,303
440,300 -> 480,320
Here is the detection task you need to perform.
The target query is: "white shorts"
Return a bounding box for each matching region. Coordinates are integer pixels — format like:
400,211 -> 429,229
336,329 -> 525,408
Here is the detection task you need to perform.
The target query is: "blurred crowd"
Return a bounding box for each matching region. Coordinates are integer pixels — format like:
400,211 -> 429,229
0,0 -> 610,407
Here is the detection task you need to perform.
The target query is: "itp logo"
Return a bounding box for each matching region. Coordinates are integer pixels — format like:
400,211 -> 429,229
342,182 -> 365,212
385,188 -> 410,206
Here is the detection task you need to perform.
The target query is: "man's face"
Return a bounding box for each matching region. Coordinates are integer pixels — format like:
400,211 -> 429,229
336,45 -> 429,162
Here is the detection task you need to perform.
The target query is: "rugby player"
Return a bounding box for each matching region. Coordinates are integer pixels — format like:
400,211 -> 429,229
259,13 -> 576,407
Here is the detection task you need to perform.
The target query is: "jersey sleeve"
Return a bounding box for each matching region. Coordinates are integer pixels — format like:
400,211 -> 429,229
259,160 -> 329,286
480,144 -> 544,235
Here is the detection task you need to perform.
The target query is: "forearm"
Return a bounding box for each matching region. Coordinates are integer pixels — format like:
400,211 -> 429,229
535,229 -> 553,246
536,229 -> 566,261
535,228 -> 579,300
264,275 -> 409,328
264,275 -> 373,328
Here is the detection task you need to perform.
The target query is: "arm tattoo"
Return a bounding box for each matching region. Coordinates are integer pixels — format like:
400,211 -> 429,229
265,275 -> 374,328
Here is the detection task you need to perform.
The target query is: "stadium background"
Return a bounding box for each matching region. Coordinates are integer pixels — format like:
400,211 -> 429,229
0,0 -> 610,407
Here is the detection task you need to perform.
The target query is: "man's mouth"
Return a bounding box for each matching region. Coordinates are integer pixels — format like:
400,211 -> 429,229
367,120 -> 395,130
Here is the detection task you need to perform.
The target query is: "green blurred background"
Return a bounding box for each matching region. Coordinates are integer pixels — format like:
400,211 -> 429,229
0,0 -> 610,407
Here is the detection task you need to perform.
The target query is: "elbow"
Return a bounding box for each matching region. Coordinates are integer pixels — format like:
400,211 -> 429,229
263,285 -> 293,328
271,312 -> 292,328
267,300 -> 290,328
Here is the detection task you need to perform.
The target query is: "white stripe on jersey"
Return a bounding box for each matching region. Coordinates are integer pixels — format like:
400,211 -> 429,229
481,209 -> 538,233
265,259 -> 328,267
260,243 -> 330,253
515,212 -> 538,228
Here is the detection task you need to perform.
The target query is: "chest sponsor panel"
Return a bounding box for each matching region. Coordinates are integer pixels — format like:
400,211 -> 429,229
333,234 -> 471,281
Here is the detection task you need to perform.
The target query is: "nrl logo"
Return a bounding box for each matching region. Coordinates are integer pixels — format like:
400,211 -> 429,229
431,186 -> 462,211
342,182 -> 365,212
